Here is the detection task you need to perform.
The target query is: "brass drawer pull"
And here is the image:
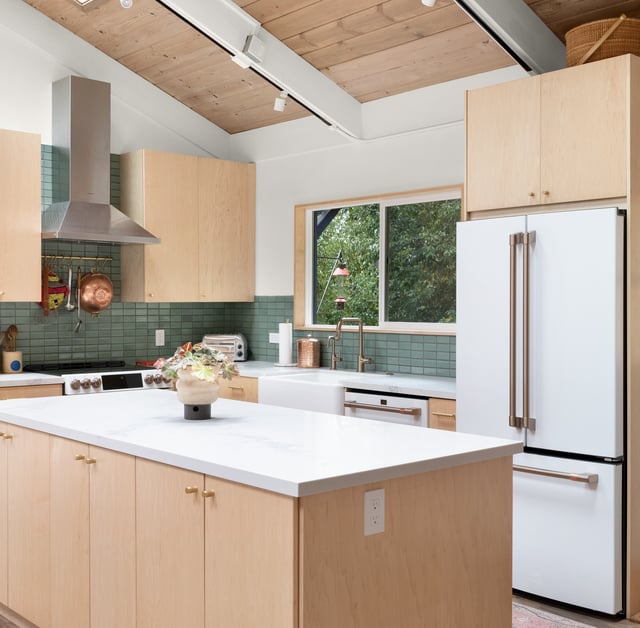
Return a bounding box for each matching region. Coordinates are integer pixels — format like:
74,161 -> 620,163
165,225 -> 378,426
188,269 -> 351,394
185,486 -> 199,494
431,412 -> 455,418
202,489 -> 215,498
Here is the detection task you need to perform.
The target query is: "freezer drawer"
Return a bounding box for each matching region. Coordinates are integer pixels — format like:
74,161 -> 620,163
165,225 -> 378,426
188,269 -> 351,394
513,453 -> 622,614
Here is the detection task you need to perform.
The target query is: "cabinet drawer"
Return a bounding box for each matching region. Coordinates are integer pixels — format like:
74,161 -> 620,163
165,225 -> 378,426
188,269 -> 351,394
428,398 -> 456,431
218,376 -> 258,403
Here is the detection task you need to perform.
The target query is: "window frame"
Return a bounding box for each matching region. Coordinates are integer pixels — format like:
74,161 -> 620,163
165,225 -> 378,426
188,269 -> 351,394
294,185 -> 462,335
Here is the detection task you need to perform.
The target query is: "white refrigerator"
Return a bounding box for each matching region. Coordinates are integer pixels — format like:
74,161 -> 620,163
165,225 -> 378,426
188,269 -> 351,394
456,207 -> 624,615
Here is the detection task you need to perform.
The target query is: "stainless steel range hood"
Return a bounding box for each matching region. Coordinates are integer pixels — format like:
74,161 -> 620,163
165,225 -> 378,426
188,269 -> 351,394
41,76 -> 159,244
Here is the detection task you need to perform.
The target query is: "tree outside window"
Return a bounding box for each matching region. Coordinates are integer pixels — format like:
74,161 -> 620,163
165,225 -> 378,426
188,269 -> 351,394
311,189 -> 460,330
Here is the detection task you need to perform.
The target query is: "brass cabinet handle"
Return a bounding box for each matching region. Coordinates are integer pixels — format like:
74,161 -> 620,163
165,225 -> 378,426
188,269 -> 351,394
75,454 -> 86,461
3,433 -> 13,440
0,432 -> 4,438
431,412 -> 455,418
202,489 -> 215,499
528,192 -> 535,198
543,190 -> 550,196
185,486 -> 199,494
84,457 -> 97,465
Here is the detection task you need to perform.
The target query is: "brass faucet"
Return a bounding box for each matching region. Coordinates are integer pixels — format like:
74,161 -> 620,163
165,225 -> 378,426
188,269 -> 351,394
335,317 -> 373,373
327,336 -> 341,370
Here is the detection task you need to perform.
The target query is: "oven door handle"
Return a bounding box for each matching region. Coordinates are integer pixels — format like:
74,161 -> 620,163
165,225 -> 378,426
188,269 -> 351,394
343,401 -> 422,417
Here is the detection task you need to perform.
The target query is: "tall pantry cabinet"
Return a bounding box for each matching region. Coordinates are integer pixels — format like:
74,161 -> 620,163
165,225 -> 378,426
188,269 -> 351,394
463,53 -> 640,619
120,150 -> 255,302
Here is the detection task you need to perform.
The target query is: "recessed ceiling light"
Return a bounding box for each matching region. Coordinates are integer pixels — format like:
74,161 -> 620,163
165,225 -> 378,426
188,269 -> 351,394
120,0 -> 133,7
421,0 -> 437,6
74,0 -> 94,5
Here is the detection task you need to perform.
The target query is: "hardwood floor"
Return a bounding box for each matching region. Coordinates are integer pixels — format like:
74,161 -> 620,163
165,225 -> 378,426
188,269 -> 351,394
513,593 -> 638,627
0,595 -> 636,626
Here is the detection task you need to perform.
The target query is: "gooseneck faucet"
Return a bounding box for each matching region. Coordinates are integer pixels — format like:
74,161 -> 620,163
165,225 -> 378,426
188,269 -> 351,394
335,317 -> 374,373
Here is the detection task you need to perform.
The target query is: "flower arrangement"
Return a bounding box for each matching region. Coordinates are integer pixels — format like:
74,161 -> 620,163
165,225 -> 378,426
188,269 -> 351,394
154,341 -> 239,384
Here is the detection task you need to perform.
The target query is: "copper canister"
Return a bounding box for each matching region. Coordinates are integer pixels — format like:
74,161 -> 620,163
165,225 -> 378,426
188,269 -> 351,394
297,335 -> 320,368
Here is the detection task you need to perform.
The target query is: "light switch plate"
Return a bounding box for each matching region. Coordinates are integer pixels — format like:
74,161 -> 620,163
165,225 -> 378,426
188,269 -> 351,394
269,332 -> 280,344
155,329 -> 165,346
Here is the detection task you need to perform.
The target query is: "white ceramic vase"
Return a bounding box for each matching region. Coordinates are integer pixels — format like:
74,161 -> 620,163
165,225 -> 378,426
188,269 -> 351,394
175,367 -> 220,406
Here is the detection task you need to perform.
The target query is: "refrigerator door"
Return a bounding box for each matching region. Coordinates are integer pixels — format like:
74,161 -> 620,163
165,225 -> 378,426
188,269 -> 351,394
513,452 -> 622,614
526,208 -> 624,458
456,215 -> 527,441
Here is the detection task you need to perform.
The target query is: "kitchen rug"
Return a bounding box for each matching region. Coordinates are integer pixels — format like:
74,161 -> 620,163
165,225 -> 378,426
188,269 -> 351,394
513,602 -> 595,627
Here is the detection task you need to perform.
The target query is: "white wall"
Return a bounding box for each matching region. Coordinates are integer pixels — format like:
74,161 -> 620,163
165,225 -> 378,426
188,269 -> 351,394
254,120 -> 465,295
1,0 -> 528,297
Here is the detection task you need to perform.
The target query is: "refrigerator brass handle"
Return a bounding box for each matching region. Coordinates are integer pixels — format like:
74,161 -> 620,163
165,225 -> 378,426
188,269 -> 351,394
522,230 -> 536,431
513,464 -> 598,485
344,401 -> 421,417
509,232 -> 523,429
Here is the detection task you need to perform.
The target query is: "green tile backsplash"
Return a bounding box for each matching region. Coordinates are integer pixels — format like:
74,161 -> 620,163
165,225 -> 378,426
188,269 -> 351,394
2,147 -> 455,377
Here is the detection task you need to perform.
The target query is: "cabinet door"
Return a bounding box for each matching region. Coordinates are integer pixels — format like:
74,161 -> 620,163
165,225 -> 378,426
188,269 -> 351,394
89,446 -> 136,628
0,129 -> 41,301
0,384 -> 62,400
429,398 -> 456,431
0,423 -> 7,606
136,458 -> 205,628
540,56 -> 627,205
7,426 -> 51,628
50,438 -> 90,628
465,76 -> 541,212
217,375 -> 258,403
198,158 -> 255,301
121,150 -> 200,302
204,476 -> 297,628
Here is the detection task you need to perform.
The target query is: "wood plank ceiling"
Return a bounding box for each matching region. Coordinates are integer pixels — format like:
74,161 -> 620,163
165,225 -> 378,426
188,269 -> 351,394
21,0 -> 640,134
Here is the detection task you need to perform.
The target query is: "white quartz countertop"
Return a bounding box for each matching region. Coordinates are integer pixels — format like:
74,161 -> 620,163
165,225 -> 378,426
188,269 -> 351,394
0,390 -> 518,497
239,361 -> 456,398
0,372 -> 64,387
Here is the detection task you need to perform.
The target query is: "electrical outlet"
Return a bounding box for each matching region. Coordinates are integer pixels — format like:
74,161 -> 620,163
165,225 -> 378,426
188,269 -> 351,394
364,488 -> 385,536
155,329 -> 165,347
269,332 -> 280,344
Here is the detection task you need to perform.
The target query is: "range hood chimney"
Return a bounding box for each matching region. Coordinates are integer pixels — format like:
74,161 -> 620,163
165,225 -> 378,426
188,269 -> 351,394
41,76 -> 160,244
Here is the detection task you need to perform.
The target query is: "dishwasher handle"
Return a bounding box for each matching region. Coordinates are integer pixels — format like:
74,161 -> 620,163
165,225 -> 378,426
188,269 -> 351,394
343,400 -> 422,417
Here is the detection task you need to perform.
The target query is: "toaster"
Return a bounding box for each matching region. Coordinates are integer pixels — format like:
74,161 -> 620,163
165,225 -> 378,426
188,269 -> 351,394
201,334 -> 248,362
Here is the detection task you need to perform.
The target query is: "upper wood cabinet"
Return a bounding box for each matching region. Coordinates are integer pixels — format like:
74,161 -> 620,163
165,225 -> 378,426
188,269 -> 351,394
0,129 -> 41,301
465,55 -> 629,214
120,149 -> 255,303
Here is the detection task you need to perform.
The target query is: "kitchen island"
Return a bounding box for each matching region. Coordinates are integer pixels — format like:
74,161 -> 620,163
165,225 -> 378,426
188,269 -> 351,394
0,390 -> 520,628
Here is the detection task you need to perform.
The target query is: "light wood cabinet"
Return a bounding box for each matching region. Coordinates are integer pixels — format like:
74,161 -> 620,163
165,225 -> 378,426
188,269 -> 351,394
217,375 -> 258,403
120,149 -> 255,303
50,438 -> 136,628
0,129 -> 41,302
6,426 -> 51,628
136,459 -> 296,628
465,55 -> 628,214
0,423 -> 7,607
136,458 -> 205,628
0,384 -> 62,400
429,397 -> 456,431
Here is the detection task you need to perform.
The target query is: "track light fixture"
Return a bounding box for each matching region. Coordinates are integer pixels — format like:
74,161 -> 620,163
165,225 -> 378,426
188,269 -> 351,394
273,90 -> 288,112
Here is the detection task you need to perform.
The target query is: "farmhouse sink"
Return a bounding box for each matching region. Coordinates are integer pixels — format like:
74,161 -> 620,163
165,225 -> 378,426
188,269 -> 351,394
257,369 -> 455,415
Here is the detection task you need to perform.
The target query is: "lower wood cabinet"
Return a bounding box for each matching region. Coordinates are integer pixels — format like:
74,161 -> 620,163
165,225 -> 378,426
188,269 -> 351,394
50,437 -> 136,628
6,425 -> 51,628
136,458 -> 296,628
429,398 -> 456,431
217,375 -> 258,403
0,384 -> 62,400
0,422 -> 7,608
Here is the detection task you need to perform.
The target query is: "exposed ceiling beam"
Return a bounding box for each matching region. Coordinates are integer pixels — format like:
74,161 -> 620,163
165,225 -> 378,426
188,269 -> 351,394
157,0 -> 363,138
454,0 -> 566,74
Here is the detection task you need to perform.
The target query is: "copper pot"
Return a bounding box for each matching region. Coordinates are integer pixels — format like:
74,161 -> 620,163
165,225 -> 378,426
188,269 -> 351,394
79,272 -> 113,313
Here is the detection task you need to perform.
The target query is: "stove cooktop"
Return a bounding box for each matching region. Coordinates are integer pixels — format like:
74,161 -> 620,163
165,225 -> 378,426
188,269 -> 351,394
23,361 -> 155,376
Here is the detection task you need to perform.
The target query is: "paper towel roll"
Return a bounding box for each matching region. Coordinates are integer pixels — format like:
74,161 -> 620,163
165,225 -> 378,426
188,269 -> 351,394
278,322 -> 292,365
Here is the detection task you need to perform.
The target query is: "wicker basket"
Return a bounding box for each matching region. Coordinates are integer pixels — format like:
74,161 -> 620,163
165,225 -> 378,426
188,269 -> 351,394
565,15 -> 640,66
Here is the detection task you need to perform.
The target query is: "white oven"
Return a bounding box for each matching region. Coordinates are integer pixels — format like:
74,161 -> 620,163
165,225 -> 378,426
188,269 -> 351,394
343,390 -> 428,427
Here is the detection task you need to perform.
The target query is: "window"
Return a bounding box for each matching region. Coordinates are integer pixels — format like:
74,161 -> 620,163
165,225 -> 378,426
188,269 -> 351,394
295,186 -> 461,333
